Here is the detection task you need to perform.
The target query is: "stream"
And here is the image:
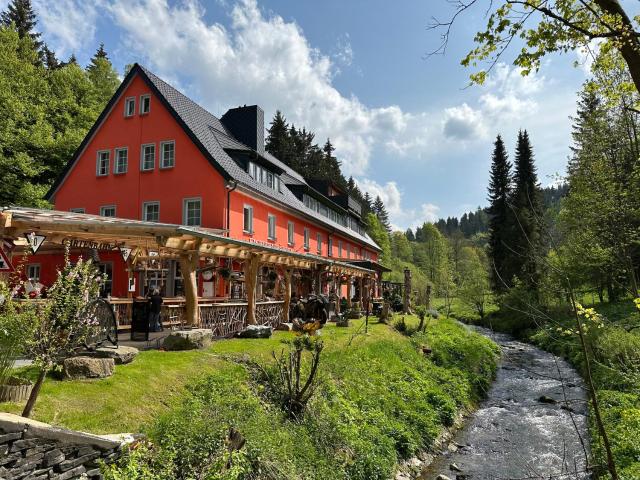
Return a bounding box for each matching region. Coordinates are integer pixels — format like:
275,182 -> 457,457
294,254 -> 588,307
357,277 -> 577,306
420,327 -> 590,480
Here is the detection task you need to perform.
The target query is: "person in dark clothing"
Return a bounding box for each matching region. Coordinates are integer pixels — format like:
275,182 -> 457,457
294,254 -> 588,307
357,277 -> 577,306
148,289 -> 164,332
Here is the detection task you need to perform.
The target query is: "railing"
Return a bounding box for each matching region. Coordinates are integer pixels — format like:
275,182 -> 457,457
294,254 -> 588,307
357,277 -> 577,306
199,301 -> 284,337
256,301 -> 284,328
106,298 -> 284,336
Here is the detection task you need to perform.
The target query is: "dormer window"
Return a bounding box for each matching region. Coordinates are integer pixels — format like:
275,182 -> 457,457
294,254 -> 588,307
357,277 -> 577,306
247,161 -> 281,192
124,97 -> 135,117
140,94 -> 151,114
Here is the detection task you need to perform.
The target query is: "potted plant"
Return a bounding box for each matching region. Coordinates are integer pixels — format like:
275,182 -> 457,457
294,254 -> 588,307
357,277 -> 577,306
218,266 -> 232,280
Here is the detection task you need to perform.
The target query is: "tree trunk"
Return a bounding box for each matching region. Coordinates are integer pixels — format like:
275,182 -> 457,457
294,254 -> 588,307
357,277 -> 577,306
22,369 -> 47,418
594,0 -> 640,93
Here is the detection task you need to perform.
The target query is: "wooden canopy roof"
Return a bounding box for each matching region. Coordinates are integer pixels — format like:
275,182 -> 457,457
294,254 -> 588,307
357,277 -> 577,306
1,207 -> 374,277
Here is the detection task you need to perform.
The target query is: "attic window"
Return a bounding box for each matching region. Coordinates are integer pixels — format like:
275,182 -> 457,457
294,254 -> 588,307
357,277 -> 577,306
140,94 -> 151,114
124,97 -> 135,117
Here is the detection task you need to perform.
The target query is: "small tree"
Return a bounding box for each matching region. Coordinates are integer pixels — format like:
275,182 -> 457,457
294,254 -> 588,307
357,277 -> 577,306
458,247 -> 491,319
22,252 -> 104,417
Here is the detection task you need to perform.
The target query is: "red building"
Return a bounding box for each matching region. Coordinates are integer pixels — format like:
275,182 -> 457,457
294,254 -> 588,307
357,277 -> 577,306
33,64 -> 381,301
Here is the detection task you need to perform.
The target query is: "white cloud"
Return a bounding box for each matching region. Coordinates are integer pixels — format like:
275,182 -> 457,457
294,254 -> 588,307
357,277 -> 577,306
28,0 -> 571,228
33,0 -> 99,57
443,103 -> 486,140
357,178 -> 440,231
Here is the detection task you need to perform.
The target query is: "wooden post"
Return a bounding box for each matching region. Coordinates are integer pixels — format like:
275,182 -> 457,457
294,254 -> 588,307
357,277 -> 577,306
346,276 -> 352,309
403,268 -> 412,314
179,252 -> 200,327
283,268 -> 292,324
334,276 -> 340,315
358,276 -> 364,305
244,253 -> 260,325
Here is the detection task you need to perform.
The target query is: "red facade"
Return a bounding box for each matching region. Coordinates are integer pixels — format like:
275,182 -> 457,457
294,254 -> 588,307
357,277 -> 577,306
37,67 -> 379,298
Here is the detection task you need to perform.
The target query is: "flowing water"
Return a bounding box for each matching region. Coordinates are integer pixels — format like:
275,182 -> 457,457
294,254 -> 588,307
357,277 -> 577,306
420,327 -> 590,480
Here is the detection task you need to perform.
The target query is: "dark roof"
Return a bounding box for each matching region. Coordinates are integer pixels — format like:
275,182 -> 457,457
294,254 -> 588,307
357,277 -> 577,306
46,64 -> 380,252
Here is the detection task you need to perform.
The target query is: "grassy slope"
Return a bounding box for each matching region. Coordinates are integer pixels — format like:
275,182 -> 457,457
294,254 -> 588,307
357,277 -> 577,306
2,317 -> 498,479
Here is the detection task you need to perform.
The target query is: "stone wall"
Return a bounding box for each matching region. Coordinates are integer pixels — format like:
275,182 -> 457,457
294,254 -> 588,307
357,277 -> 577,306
0,413 -> 124,480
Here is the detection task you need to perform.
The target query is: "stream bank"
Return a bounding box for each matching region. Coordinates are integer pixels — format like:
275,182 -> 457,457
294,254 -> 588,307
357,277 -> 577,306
420,327 -> 589,480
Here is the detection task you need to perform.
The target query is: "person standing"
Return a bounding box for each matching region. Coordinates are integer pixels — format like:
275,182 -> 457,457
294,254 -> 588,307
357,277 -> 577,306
149,289 -> 164,332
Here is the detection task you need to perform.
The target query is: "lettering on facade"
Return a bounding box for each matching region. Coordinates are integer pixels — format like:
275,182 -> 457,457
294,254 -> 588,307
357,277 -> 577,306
63,239 -> 118,251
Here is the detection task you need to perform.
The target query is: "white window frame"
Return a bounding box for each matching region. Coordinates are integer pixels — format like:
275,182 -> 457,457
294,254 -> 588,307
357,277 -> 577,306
124,97 -> 136,117
142,201 -> 160,222
316,233 -> 322,254
183,197 -> 202,227
140,94 -> 151,114
287,221 -> 295,246
114,147 -> 128,174
328,237 -> 333,257
100,205 -> 116,217
303,228 -> 310,251
69,208 -> 85,214
243,205 -> 254,234
96,150 -> 110,177
160,140 -> 175,169
346,243 -> 351,259
27,264 -> 40,282
338,240 -> 342,258
140,143 -> 156,171
267,214 -> 277,241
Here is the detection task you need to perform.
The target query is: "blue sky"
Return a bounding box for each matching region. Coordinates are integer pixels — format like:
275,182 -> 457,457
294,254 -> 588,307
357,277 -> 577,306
11,0 -> 600,229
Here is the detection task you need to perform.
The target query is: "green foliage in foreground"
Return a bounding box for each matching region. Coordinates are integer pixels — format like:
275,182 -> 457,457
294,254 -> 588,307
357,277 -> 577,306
102,318 -> 498,480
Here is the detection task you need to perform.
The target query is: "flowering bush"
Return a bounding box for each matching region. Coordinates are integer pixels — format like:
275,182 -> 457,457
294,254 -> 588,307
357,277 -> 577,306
21,250 -> 105,417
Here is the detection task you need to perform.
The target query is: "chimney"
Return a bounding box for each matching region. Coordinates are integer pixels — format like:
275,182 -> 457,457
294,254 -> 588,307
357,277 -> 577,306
221,105 -> 265,155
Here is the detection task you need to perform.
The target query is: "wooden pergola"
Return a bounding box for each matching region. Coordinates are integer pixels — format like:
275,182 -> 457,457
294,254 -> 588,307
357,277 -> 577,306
0,207 -> 373,328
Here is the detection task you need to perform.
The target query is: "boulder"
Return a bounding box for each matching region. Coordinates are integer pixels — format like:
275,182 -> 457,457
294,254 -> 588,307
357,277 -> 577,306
163,329 -> 213,351
336,316 -> 350,327
538,395 -> 557,404
63,357 -> 114,379
275,323 -> 293,331
82,346 -> 139,365
436,475 -> 452,480
236,325 -> 272,339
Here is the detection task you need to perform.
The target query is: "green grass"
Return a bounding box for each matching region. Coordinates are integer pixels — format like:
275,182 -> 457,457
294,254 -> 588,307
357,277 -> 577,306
1,317 -> 499,479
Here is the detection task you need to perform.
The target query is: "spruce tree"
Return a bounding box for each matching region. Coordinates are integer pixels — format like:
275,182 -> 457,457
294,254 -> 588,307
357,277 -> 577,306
42,44 -> 59,70
405,228 -> 415,241
373,195 -> 392,233
510,130 -> 543,290
1,0 -> 41,48
266,111 -> 292,164
487,134 -> 514,291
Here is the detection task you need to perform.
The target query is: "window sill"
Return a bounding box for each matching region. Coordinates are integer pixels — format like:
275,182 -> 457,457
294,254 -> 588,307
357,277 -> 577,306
140,168 -> 155,173
159,165 -> 175,170
267,237 -> 276,243
113,172 -> 127,176
243,231 -> 254,236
